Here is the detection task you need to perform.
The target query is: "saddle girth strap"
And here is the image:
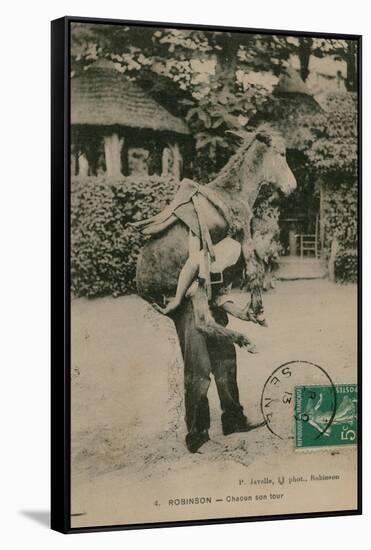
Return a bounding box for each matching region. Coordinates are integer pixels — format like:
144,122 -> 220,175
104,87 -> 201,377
191,194 -> 215,300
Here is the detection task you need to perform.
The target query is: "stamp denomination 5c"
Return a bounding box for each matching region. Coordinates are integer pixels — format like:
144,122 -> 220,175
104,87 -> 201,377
295,384 -> 358,448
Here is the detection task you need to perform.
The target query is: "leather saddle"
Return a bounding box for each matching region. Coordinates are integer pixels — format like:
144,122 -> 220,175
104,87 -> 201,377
129,179 -> 200,235
129,178 -> 232,243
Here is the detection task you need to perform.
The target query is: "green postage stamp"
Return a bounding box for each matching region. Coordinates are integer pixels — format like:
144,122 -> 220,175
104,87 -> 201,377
295,384 -> 358,449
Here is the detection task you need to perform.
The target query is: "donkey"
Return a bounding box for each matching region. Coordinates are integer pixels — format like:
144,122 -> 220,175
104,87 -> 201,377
136,128 -> 296,348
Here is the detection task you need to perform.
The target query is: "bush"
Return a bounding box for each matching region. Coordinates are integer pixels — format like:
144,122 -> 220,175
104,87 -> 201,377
307,93 -> 358,177
335,249 -> 358,284
71,175 -> 179,297
305,93 -> 358,283
322,179 -> 358,283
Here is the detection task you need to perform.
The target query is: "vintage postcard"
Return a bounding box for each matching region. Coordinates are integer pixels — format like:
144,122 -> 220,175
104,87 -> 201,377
51,16 -> 361,532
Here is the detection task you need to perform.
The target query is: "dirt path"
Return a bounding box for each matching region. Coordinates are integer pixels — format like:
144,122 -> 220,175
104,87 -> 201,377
70,279 -> 357,527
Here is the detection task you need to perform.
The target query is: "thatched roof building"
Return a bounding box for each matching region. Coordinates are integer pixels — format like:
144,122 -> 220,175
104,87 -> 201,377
252,69 -> 357,279
71,59 -> 189,178
72,59 -> 189,135
251,67 -> 323,150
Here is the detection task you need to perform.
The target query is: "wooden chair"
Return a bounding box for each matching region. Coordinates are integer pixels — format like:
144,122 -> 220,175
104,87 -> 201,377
297,216 -> 320,258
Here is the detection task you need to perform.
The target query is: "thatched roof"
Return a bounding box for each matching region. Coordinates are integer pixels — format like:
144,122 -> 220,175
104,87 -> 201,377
274,67 -> 313,97
251,68 -> 323,150
71,59 -> 189,135
251,97 -> 322,150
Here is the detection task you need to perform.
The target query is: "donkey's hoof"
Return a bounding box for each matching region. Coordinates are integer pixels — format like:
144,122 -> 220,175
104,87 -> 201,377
237,335 -> 258,353
247,343 -> 258,354
257,315 -> 268,327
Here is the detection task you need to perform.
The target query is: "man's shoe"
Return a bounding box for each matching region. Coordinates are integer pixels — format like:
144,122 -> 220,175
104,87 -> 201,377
222,415 -> 266,436
185,430 -> 210,453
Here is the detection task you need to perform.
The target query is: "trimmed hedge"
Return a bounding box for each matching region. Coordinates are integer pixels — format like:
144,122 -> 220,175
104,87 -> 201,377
323,179 -> 358,283
71,176 -> 179,297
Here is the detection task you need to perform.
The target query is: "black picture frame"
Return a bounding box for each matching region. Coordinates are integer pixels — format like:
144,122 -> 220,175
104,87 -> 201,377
51,15 -> 362,533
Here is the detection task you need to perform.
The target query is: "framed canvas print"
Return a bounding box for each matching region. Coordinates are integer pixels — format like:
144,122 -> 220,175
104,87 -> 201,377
51,16 -> 362,533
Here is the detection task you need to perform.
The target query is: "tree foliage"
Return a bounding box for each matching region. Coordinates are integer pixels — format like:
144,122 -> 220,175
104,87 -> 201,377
71,24 -> 357,181
70,24 -> 359,285
307,92 -> 357,176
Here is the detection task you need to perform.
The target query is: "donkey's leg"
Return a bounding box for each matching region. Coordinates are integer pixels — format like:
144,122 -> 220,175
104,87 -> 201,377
240,219 -> 267,326
191,284 -> 256,352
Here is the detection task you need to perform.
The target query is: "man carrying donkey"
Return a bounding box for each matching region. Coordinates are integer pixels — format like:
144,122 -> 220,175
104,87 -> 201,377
134,128 -> 296,452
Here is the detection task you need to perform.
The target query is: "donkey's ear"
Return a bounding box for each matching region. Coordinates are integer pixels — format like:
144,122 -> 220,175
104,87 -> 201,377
255,131 -> 272,146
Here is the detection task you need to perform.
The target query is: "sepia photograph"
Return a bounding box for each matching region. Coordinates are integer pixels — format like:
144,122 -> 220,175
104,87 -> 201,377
52,17 -> 360,531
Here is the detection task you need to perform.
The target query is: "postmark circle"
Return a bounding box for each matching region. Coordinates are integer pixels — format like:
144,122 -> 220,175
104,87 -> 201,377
260,360 -> 337,441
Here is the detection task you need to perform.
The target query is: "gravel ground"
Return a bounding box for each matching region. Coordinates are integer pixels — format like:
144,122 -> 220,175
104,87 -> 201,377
70,279 -> 358,527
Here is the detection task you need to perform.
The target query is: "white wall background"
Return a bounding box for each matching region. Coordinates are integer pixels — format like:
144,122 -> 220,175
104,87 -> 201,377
0,0 -> 369,547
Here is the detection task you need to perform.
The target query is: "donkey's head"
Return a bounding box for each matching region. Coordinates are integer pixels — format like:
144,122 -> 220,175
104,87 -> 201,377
253,129 -> 297,195
225,127 -> 297,198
